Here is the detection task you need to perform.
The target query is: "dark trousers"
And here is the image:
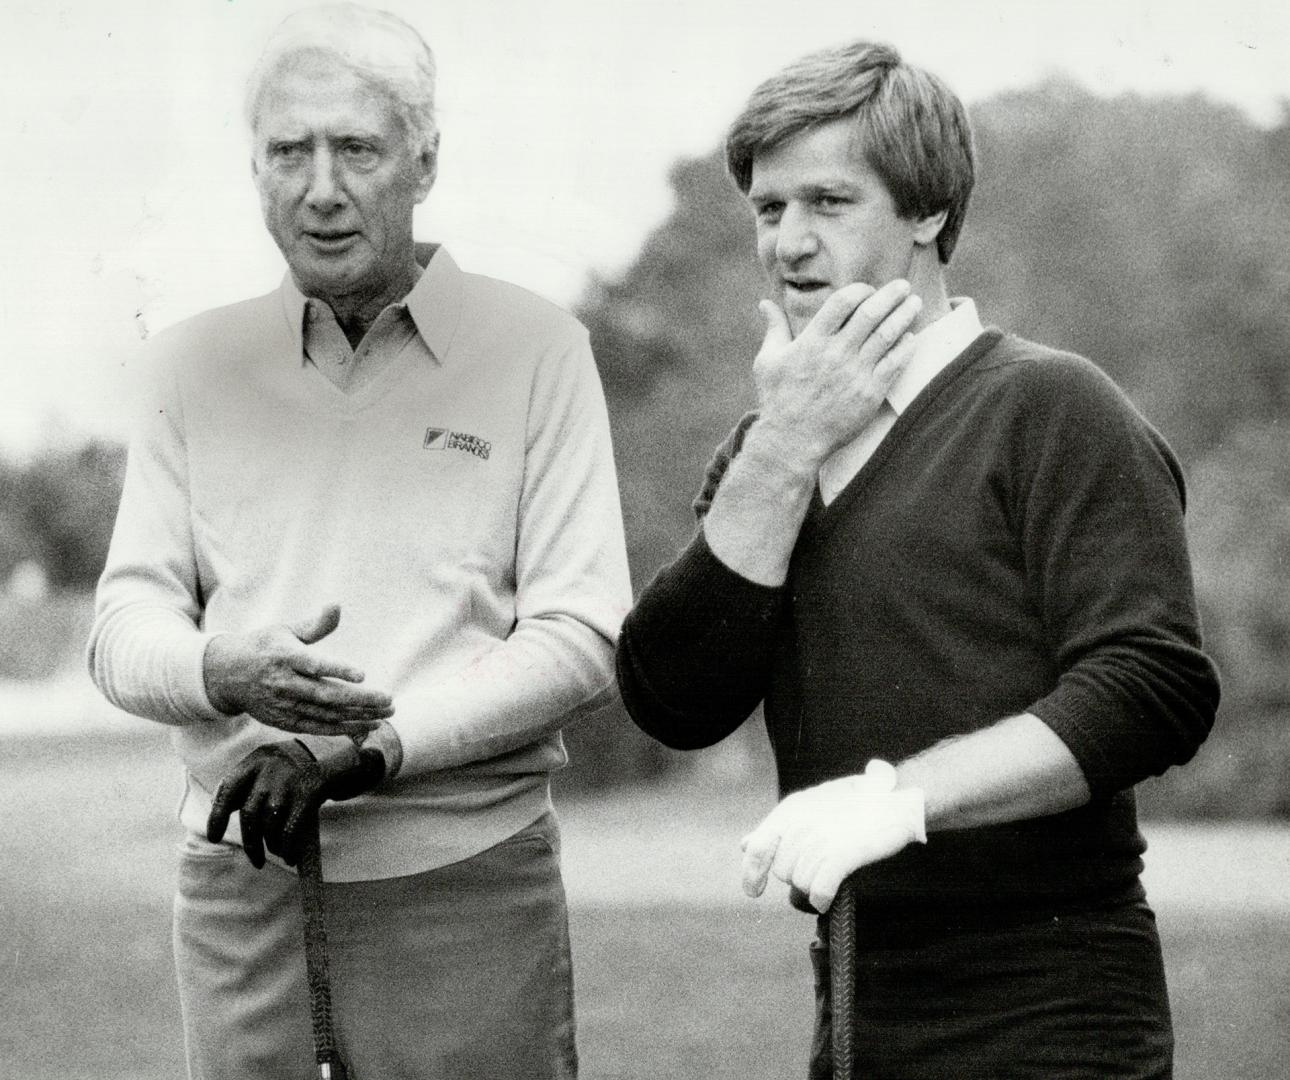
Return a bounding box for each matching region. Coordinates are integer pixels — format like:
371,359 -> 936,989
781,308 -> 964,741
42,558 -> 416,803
809,900 -> 1173,1080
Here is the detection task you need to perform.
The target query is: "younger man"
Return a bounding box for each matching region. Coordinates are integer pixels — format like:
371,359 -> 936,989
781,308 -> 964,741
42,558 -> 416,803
617,40 -> 1218,1078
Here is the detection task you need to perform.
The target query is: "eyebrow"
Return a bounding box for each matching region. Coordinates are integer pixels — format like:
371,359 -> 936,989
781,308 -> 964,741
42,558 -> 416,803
261,127 -> 388,147
749,179 -> 861,202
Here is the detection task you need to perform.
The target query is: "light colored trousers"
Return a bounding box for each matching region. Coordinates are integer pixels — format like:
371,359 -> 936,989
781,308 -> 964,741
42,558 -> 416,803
173,813 -> 578,1080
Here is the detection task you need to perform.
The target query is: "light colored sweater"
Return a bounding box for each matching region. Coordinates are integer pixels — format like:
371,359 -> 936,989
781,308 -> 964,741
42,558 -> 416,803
89,248 -> 632,881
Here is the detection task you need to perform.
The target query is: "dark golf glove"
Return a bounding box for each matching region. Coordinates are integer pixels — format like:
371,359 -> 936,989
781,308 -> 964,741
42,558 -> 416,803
206,738 -> 386,868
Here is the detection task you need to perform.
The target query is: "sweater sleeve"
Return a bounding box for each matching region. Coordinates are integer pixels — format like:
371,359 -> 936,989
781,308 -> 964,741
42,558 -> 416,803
86,351 -> 228,725
387,327 -> 633,775
1015,356 -> 1220,798
616,413 -> 786,749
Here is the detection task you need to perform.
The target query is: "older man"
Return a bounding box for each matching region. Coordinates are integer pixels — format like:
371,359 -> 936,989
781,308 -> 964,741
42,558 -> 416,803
88,5 -> 629,1078
616,41 -> 1219,1078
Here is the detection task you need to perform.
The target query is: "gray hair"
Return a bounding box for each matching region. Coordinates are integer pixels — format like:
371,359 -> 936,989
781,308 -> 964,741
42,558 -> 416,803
245,3 -> 439,159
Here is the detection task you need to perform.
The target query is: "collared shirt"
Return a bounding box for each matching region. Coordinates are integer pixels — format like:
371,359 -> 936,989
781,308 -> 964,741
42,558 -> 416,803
282,265 -> 440,393
90,245 -> 631,881
818,298 -> 984,505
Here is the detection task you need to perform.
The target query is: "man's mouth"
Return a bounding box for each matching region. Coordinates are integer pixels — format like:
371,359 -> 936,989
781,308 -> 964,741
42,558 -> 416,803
782,279 -> 830,301
304,231 -> 360,252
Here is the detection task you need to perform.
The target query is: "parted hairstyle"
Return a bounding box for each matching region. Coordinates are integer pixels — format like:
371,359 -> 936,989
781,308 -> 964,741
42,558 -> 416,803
726,40 -> 975,263
244,3 -> 440,161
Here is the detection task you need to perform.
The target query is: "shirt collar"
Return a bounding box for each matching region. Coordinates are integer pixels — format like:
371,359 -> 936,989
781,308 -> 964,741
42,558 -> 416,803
277,243 -> 464,366
404,244 -> 463,363
886,297 -> 984,415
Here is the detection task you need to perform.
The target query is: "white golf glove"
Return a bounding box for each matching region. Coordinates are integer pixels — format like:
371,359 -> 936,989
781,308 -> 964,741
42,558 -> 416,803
740,759 -> 926,913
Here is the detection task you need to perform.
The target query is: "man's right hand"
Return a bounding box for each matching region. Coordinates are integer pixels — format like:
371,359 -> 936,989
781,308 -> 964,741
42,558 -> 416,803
752,279 -> 922,473
206,738 -> 387,868
699,279 -> 922,587
202,604 -> 393,736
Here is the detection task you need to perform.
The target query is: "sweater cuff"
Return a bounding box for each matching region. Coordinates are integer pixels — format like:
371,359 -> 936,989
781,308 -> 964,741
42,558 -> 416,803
670,527 -> 785,621
622,526 -> 785,668
179,633 -> 237,723
1027,689 -> 1114,799
294,723 -> 402,780
623,527 -> 786,667
362,721 -> 404,779
616,528 -> 783,750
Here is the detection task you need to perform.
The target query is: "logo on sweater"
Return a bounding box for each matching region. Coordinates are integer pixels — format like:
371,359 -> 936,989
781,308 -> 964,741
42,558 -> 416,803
423,427 -> 491,460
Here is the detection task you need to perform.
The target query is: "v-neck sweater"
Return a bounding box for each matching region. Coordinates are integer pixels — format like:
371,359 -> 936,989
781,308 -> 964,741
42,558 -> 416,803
89,248 -> 632,881
618,330 -> 1220,921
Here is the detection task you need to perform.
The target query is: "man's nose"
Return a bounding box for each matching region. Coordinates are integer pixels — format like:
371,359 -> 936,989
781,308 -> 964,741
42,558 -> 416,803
304,148 -> 345,212
775,204 -> 818,264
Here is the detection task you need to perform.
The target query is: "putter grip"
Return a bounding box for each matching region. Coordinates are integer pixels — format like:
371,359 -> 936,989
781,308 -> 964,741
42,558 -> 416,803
828,876 -> 857,1080
299,817 -> 349,1080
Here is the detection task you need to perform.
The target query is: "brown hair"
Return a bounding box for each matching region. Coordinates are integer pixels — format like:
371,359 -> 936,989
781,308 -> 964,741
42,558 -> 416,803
726,41 -> 975,262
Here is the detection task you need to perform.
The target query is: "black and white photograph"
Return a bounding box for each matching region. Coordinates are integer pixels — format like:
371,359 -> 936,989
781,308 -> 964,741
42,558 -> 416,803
2,2 -> 1288,1077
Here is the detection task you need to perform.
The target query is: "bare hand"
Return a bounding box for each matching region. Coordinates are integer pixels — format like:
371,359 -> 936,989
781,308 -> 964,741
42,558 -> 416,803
740,760 -> 926,913
753,279 -> 922,472
202,604 -> 393,736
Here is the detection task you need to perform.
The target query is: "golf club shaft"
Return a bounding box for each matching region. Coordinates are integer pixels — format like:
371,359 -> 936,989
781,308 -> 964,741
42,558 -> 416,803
299,817 -> 348,1080
829,876 -> 857,1080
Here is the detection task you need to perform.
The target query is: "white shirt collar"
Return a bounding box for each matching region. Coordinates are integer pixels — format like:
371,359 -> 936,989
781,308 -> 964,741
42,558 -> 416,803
278,244 -> 464,368
886,298 -> 984,415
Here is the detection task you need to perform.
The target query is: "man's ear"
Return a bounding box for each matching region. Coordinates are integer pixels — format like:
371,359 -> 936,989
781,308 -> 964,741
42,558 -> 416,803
912,208 -> 948,248
413,134 -> 439,202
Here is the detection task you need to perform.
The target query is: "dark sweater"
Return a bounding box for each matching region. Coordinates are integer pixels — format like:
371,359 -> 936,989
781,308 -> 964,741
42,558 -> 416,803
617,330 -> 1220,923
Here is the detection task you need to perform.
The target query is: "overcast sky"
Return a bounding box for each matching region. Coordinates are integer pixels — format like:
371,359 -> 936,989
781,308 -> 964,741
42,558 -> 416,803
3,0 -> 1288,454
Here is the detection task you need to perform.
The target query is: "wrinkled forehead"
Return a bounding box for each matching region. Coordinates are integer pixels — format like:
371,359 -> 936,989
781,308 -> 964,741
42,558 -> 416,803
252,49 -> 404,138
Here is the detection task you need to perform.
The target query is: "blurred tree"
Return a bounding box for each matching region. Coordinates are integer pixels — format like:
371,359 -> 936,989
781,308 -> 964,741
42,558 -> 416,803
580,151 -> 763,595
573,84 -> 1290,814
0,441 -> 126,591
954,81 -> 1290,460
0,463 -> 41,583
1138,419 -> 1290,818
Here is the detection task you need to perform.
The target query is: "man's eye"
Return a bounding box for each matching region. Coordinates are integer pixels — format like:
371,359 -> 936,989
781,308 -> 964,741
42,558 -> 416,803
816,195 -> 847,210
269,143 -> 307,164
755,203 -> 783,224
341,143 -> 379,164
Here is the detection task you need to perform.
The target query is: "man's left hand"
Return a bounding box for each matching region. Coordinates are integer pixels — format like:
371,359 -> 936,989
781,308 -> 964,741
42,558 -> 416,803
740,760 -> 926,913
206,739 -> 386,868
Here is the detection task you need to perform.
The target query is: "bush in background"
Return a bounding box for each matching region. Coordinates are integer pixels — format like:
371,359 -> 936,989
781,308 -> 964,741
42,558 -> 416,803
0,441 -> 124,592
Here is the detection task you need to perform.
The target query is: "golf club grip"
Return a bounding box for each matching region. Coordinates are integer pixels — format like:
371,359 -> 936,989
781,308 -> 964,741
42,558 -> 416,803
828,876 -> 857,1080
298,817 -> 349,1080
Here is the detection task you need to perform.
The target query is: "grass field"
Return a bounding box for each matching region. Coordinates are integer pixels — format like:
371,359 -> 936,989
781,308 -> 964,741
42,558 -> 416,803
2,730 -> 1288,1079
